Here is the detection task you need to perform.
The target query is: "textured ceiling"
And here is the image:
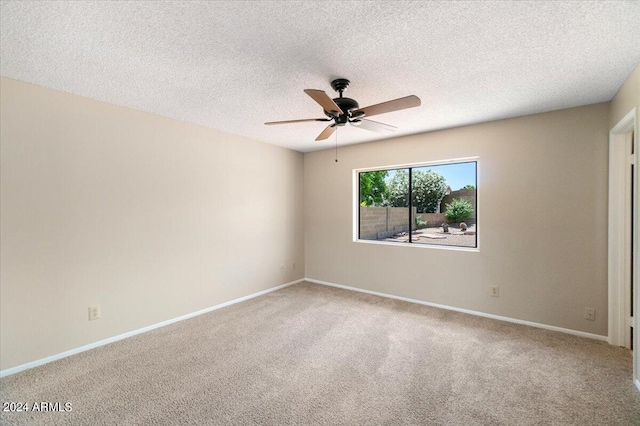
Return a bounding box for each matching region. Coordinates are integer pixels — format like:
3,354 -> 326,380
1,1 -> 639,152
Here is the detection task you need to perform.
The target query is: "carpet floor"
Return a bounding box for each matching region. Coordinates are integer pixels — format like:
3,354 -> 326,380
1,282 -> 639,425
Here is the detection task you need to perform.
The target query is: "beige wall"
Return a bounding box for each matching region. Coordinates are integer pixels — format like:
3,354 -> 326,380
3,68 -> 631,371
610,64 -> 639,129
0,77 -> 305,370
305,103 -> 610,336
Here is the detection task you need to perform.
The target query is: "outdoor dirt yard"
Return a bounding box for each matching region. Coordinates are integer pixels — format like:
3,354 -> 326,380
384,224 -> 477,247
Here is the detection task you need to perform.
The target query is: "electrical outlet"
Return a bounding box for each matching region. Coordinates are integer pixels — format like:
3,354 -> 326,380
584,308 -> 595,321
88,305 -> 101,321
291,262 -> 296,270
489,286 -> 499,297
280,264 -> 284,272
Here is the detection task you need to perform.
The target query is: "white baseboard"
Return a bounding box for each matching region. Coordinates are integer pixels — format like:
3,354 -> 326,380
306,278 -> 608,342
0,279 -> 304,378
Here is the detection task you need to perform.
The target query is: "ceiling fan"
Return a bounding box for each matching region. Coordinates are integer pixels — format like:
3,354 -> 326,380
265,79 -> 421,141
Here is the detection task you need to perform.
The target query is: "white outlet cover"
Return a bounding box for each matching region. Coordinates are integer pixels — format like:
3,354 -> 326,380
584,308 -> 596,321
89,305 -> 101,321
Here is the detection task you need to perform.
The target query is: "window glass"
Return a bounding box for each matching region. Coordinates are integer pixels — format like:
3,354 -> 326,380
358,161 -> 477,248
359,168 -> 408,241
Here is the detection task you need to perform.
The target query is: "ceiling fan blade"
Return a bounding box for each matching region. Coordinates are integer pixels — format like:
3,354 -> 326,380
352,119 -> 397,133
315,124 -> 337,141
352,95 -> 421,118
265,118 -> 330,125
304,89 -> 344,115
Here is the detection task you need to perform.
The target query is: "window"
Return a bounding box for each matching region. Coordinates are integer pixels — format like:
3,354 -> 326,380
357,159 -> 477,249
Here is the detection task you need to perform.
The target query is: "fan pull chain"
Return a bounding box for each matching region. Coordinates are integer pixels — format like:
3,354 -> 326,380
335,127 -> 338,163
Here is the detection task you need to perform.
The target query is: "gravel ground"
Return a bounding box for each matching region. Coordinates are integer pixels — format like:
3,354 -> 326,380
384,224 -> 477,248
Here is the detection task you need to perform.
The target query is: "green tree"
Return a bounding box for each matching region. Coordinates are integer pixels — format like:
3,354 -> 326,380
359,170 -> 389,206
387,170 -> 409,207
461,185 -> 475,190
387,169 -> 447,213
444,198 -> 474,222
412,170 -> 447,213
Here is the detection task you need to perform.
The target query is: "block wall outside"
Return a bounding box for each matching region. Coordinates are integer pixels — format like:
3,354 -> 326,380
359,206 -> 417,239
415,212 -> 447,227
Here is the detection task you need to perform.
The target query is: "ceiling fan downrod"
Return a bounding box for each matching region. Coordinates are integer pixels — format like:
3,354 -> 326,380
330,78 -> 350,98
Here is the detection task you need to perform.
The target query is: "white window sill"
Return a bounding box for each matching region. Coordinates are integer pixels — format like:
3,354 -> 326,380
353,238 -> 480,252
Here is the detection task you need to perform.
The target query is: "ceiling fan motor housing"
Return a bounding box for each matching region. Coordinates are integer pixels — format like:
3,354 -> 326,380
323,78 -> 359,125
324,97 -> 359,125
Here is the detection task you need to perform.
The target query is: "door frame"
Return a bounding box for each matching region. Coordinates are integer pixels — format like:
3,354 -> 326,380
608,107 -> 638,389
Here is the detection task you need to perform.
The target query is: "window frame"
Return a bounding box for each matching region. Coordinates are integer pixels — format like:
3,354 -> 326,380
353,157 -> 480,252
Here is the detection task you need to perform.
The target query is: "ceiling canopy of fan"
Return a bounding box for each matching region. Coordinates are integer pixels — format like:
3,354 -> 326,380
265,79 -> 421,141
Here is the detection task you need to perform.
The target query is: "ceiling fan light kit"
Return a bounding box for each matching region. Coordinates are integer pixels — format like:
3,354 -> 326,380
265,79 -> 421,141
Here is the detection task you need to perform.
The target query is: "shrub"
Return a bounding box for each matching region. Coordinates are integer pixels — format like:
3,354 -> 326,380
415,215 -> 426,228
444,198 -> 474,222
